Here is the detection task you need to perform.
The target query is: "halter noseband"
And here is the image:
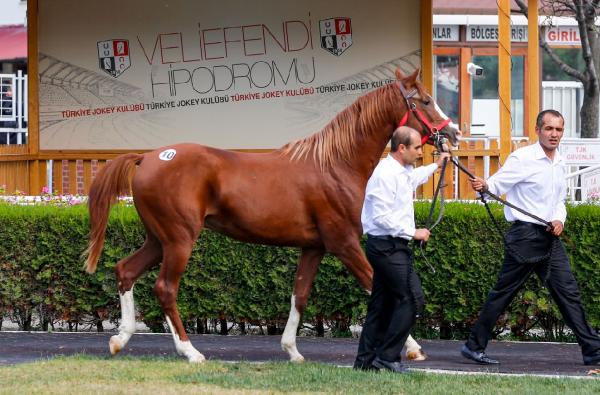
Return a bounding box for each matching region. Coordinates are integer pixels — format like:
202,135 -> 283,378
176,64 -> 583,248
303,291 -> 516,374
396,81 -> 452,147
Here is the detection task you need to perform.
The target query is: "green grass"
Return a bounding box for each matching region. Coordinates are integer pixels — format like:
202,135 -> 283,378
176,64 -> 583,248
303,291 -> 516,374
0,356 -> 598,395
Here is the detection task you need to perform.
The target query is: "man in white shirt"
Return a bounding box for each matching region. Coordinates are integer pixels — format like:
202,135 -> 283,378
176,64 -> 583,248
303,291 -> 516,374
462,110 -> 600,366
354,126 -> 449,373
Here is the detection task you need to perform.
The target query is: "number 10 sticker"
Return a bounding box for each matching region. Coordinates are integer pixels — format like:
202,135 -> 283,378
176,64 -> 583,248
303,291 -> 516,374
159,149 -> 176,161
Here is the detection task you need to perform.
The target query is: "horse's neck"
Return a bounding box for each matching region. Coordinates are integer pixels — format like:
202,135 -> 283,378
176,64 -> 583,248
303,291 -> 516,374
347,119 -> 395,183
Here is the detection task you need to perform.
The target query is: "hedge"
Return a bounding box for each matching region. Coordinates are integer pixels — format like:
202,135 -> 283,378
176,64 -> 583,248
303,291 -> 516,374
0,201 -> 599,341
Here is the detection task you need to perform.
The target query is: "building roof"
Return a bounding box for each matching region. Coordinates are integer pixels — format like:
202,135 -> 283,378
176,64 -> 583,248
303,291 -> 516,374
0,25 -> 27,60
434,0 -> 524,15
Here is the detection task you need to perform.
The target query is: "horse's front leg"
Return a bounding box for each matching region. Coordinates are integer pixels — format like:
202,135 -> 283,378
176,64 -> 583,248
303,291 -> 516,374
281,248 -> 325,362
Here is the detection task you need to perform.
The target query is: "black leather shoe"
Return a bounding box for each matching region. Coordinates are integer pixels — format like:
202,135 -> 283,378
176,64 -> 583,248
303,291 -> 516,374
372,357 -> 409,373
583,353 -> 600,366
461,344 -> 500,365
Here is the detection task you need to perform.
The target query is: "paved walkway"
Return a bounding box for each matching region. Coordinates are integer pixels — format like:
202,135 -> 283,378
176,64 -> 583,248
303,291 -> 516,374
0,332 -> 596,377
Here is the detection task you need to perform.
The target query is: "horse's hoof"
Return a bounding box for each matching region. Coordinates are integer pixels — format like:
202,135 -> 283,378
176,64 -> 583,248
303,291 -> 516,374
109,336 -> 122,355
406,348 -> 427,361
188,353 -> 206,364
290,354 -> 305,363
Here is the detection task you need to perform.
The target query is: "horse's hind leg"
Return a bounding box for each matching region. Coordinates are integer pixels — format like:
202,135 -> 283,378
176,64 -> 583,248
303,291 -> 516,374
281,247 -> 324,362
405,334 -> 427,361
110,234 -> 162,355
155,240 -> 205,363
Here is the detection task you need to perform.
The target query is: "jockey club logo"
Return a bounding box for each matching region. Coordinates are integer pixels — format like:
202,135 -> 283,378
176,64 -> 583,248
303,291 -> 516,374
97,39 -> 131,78
319,17 -> 352,56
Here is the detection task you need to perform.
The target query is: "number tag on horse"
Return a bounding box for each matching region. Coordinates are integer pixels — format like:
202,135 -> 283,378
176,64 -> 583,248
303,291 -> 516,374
159,149 -> 176,161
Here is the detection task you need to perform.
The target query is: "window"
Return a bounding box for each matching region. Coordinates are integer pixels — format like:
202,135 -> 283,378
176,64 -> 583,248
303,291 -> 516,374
434,55 -> 459,122
542,48 -> 584,81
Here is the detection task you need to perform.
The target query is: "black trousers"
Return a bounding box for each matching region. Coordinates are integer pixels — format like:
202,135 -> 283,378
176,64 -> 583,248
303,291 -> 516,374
466,221 -> 600,357
355,236 -> 425,367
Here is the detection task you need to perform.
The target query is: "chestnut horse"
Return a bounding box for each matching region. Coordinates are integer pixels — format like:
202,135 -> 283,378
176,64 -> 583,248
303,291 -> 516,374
84,68 -> 461,363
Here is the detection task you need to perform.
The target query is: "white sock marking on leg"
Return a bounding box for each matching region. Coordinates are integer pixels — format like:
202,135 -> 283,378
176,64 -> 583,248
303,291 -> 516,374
109,288 -> 136,354
281,295 -> 304,362
165,316 -> 205,363
405,334 -> 427,361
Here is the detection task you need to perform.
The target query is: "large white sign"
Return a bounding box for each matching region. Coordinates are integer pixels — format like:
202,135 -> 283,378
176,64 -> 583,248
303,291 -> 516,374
559,140 -> 600,165
466,25 -> 528,42
38,0 -> 421,150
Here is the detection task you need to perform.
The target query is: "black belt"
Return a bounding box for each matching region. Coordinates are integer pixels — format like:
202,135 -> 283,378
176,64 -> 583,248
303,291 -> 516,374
512,220 -> 547,230
367,234 -> 409,245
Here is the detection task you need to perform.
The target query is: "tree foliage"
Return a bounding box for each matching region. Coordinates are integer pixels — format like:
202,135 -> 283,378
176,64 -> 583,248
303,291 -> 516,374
515,0 -> 599,137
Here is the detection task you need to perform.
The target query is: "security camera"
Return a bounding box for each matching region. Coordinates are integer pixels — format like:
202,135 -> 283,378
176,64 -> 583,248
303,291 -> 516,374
467,63 -> 484,77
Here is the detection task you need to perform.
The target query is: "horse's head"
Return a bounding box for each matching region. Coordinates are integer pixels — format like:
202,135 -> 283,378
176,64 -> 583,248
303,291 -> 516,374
394,68 -> 462,149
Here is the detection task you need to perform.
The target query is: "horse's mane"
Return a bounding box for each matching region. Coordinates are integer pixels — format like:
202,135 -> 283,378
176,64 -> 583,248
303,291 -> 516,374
280,82 -> 405,171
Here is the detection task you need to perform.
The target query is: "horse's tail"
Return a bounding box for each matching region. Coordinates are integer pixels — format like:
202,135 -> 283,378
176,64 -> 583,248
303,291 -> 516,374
84,153 -> 144,273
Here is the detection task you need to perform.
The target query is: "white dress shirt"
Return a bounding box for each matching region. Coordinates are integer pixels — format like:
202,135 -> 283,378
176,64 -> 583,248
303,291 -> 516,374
486,142 -> 567,225
361,154 -> 439,240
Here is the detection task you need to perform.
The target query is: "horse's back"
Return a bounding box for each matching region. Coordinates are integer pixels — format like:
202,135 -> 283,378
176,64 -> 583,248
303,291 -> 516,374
134,143 -> 299,189
131,143 -> 326,246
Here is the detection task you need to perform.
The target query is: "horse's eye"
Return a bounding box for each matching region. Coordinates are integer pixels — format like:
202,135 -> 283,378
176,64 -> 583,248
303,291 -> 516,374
423,100 -> 431,106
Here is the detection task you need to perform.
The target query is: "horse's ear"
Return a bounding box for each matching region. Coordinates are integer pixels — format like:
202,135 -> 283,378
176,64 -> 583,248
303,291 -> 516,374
396,68 -> 421,85
407,68 -> 420,84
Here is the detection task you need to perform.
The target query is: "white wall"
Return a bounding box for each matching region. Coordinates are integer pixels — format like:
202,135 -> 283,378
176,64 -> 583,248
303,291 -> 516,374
470,99 -> 525,137
542,81 -> 584,138
0,0 -> 27,26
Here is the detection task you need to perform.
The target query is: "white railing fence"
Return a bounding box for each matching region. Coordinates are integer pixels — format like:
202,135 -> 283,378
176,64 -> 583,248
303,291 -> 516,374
565,164 -> 600,202
0,70 -> 28,145
542,80 -> 600,138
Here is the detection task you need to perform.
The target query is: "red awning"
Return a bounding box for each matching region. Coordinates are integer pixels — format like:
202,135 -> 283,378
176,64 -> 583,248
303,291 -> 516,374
0,25 -> 27,61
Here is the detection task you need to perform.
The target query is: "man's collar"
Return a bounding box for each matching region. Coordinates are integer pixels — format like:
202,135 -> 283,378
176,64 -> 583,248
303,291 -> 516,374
386,153 -> 411,172
532,142 -> 546,159
532,141 -> 563,163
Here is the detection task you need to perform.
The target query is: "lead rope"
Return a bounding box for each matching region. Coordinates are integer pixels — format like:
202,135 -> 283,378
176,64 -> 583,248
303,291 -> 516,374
479,192 -> 557,285
427,157 -> 449,231
451,155 -> 560,284
417,146 -> 449,274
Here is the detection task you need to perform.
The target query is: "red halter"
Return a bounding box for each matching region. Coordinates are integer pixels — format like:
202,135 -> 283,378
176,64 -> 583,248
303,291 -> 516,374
396,81 -> 452,145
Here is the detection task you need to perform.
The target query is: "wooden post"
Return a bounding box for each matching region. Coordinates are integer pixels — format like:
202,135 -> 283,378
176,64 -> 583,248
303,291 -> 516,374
528,0 -> 540,143
421,0 -> 433,92
421,0 -> 435,197
459,47 -> 472,137
27,0 -> 41,194
27,0 -> 39,157
498,0 -> 512,163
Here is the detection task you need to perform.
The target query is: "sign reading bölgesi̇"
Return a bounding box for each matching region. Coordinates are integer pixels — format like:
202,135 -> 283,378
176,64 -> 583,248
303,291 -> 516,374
38,0 -> 420,150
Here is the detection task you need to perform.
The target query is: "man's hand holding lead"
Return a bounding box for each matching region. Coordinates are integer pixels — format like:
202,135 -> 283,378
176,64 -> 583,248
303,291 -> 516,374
435,152 -> 451,168
469,176 -> 488,193
548,220 -> 564,236
413,228 -> 431,242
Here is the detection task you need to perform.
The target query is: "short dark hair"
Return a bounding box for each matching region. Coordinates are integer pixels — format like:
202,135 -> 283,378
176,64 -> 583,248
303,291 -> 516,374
536,110 -> 563,129
391,126 -> 419,152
